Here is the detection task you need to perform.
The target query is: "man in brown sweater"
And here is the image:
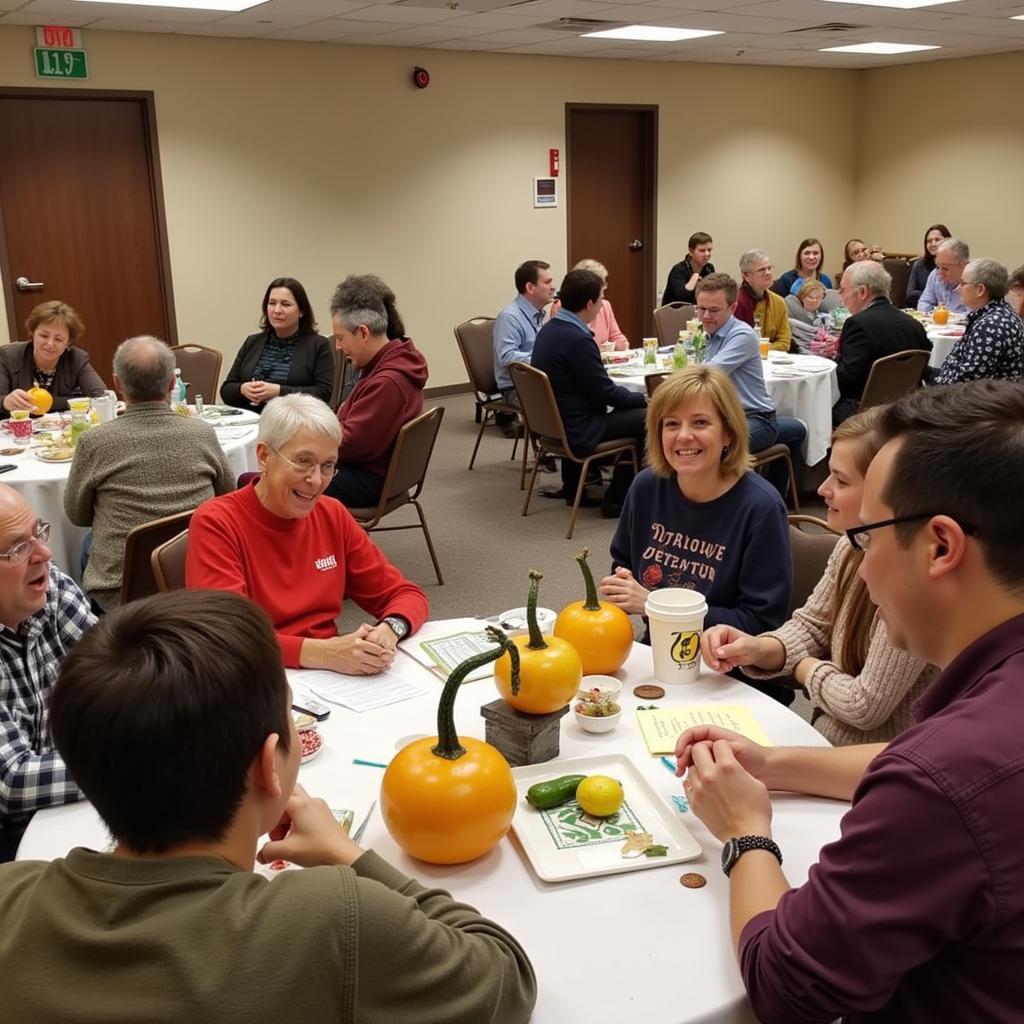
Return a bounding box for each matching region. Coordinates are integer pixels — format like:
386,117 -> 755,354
0,590 -> 537,1023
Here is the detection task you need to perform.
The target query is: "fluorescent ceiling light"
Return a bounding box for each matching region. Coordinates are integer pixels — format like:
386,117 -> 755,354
582,25 -> 723,42
71,0 -> 266,10
1012,13 -> 1024,18
821,41 -> 940,53
820,0 -> 959,8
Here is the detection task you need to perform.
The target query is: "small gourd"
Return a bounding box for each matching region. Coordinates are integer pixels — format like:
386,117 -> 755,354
381,626 -> 520,865
495,570 -> 582,714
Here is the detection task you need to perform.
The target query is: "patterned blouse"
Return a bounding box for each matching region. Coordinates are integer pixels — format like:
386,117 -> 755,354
935,299 -> 1024,385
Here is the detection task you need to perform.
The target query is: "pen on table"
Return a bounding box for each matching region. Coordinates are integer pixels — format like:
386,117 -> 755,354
660,756 -> 677,774
352,758 -> 389,769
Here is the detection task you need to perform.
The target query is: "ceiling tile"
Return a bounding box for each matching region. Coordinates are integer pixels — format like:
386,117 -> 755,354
339,3 -> 464,22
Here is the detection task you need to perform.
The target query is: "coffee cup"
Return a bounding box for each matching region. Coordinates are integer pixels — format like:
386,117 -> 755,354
644,588 -> 707,684
90,390 -> 117,424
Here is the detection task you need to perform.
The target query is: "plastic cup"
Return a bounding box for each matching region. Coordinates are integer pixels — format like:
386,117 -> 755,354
9,409 -> 31,447
759,338 -> 771,359
644,588 -> 707,684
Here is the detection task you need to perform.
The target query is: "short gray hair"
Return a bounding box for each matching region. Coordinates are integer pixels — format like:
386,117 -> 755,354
964,258 -> 1008,300
113,335 -> 175,402
739,249 -> 769,274
573,258 -> 608,280
329,275 -> 387,336
938,238 -> 970,263
259,394 -> 341,450
846,260 -> 892,299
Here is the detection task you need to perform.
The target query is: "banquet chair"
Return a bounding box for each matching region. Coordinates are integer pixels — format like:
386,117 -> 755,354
121,510 -> 194,604
653,303 -> 696,347
453,317 -> 524,470
346,406 -> 445,586
858,350 -> 930,411
787,515 -> 840,616
329,346 -> 357,410
882,258 -> 912,309
509,361 -> 639,540
151,528 -> 189,593
645,372 -> 669,398
171,344 -> 222,405
752,444 -> 800,513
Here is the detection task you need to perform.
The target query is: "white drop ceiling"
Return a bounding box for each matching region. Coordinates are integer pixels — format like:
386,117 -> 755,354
1,0 -> 1023,67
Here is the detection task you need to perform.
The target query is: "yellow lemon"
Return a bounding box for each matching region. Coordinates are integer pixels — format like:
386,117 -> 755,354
26,387 -> 53,415
576,775 -> 624,817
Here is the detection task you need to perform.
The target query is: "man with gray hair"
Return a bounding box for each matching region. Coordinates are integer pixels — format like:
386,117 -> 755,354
832,262 -> 930,426
734,250 -> 793,353
64,335 -> 234,609
918,238 -> 969,313
935,258 -> 1024,385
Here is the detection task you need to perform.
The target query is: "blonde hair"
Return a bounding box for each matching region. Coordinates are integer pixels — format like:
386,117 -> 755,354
797,279 -> 826,302
645,366 -> 752,480
25,300 -> 85,345
572,258 -> 608,281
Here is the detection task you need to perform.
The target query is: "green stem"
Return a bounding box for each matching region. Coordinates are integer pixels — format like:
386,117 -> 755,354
526,570 -> 548,651
433,626 -> 519,761
576,547 -> 600,612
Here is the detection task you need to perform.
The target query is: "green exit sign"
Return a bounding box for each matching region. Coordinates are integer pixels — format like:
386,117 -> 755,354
34,48 -> 88,80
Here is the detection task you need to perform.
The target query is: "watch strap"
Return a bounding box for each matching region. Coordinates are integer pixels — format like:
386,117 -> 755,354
378,615 -> 409,640
723,835 -> 782,877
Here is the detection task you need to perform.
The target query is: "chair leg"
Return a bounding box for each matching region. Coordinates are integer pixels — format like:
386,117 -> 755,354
521,444 -> 544,516
520,429 -> 531,490
468,414 -> 489,470
413,500 -> 444,586
786,458 -> 801,515
565,459 -> 589,540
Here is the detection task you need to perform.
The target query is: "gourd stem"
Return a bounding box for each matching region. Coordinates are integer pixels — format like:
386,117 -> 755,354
526,570 -> 548,650
576,547 -> 601,612
433,626 -> 519,761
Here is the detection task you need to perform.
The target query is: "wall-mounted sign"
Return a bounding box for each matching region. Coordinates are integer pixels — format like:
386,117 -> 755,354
534,177 -> 557,209
34,25 -> 88,80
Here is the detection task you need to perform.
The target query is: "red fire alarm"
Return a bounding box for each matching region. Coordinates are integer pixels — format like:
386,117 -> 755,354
549,148 -> 560,176
412,66 -> 430,89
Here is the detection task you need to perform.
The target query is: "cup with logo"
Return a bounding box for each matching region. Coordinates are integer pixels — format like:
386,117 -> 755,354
644,588 -> 707,684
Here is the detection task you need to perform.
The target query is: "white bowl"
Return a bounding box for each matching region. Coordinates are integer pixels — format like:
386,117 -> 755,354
577,675 -> 623,702
574,707 -> 622,734
497,606 -> 556,637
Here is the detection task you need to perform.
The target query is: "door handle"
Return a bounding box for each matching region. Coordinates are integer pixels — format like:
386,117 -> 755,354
628,240 -> 643,251
16,276 -> 45,291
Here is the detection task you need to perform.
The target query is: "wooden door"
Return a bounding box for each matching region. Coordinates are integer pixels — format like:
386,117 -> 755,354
0,90 -> 176,383
566,105 -> 657,347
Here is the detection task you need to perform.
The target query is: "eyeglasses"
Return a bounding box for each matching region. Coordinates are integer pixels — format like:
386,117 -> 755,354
846,513 -> 979,551
696,306 -> 726,315
269,445 -> 338,480
0,521 -> 51,566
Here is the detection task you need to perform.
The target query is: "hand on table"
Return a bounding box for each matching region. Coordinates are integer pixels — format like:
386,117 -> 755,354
258,784 -> 364,868
240,380 -> 281,404
598,567 -> 649,616
701,626 -> 785,674
674,726 -> 770,784
363,620 -> 401,652
3,389 -> 37,413
307,624 -> 395,675
683,739 -> 773,843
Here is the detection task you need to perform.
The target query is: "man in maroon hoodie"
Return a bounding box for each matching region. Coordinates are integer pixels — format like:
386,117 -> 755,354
325,275 -> 428,508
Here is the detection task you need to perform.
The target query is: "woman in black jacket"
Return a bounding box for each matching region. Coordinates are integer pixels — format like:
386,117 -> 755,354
905,224 -> 951,309
221,277 -> 333,410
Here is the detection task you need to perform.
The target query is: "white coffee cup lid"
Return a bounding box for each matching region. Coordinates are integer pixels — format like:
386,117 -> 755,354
644,588 -> 708,618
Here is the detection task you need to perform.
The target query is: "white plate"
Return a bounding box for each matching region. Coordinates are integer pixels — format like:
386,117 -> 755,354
204,406 -> 261,426
511,752 -> 701,883
34,448 -> 75,463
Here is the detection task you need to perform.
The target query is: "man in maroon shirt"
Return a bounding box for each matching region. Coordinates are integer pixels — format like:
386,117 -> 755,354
679,379 -> 1024,1023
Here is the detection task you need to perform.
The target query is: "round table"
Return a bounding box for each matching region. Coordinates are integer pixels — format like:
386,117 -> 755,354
1,411 -> 260,580
926,326 -> 964,369
613,353 -> 839,466
18,625 -> 847,1024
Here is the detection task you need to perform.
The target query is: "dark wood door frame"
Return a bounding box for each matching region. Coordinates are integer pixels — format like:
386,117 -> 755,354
565,103 -> 658,341
0,86 -> 177,345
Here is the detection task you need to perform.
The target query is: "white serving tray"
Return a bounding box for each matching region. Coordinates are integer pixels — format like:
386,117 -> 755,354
511,752 -> 701,883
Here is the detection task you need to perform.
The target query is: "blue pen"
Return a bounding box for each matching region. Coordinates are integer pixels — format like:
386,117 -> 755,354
660,755 -> 677,774
352,758 -> 388,769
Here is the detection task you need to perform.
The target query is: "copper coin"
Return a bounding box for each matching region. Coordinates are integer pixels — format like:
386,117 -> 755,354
633,684 -> 665,699
0,448 -> 23,456
680,872 -> 706,889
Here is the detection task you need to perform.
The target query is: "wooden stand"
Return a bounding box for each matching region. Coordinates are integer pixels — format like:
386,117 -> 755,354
480,699 -> 569,767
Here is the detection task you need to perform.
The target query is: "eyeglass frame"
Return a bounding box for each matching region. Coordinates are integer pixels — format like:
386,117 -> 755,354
267,445 -> 339,481
0,520 -> 51,566
845,513 -> 979,552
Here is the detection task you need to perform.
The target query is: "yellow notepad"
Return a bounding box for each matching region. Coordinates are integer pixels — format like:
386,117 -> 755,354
635,705 -> 773,756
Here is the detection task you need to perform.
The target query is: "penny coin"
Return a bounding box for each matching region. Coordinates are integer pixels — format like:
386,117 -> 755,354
680,872 -> 707,889
633,684 -> 665,699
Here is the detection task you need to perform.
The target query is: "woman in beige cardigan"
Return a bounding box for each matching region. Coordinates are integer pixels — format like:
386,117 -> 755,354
700,408 -> 935,745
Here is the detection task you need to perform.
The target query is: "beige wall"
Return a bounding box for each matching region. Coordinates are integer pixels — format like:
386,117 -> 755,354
2,26 -> 860,386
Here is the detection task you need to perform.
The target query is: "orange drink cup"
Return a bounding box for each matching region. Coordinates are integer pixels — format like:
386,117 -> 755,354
759,338 -> 771,359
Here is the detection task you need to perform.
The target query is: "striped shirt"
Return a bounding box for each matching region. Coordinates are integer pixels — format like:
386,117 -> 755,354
251,332 -> 298,385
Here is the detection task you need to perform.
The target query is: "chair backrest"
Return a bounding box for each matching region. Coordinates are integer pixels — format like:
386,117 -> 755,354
329,345 -> 356,410
859,349 -> 930,411
645,372 -> 668,398
508,362 -> 572,452
170,344 -> 222,404
376,405 -> 445,507
119,509 -> 194,605
652,303 -> 695,347
151,528 -> 189,593
453,318 -> 498,399
788,515 -> 840,616
882,258 -> 912,309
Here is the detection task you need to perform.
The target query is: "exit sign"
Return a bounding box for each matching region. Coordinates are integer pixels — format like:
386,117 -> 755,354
35,48 -> 88,80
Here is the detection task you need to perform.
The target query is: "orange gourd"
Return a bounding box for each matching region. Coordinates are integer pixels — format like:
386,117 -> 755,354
381,626 -> 519,865
495,570 -> 582,714
554,547 -> 634,675
932,305 -> 949,325
26,387 -> 53,415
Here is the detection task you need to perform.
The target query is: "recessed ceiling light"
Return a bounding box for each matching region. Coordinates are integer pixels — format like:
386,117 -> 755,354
71,0 -> 266,10
820,0 -> 959,8
821,41 -> 941,53
581,25 -> 723,42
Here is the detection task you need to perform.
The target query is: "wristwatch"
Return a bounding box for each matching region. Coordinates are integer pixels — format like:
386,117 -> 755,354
378,615 -> 409,642
721,835 -> 783,877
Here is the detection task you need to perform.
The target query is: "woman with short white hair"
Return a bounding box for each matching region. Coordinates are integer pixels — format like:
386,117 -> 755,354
570,258 -> 629,351
186,393 -> 428,674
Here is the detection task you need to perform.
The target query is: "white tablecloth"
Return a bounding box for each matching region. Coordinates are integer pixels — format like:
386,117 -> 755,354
926,326 -> 964,369
614,353 -> 839,466
1,414 -> 260,580
18,628 -> 847,1024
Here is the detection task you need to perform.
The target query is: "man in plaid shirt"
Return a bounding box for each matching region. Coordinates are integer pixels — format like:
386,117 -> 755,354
0,484 -> 95,860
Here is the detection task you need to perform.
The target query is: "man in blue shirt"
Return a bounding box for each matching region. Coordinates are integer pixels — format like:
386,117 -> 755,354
696,273 -> 805,501
917,238 -> 969,314
493,260 -> 555,437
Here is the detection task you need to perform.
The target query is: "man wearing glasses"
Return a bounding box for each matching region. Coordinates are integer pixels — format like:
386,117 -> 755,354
917,237 -> 970,314
675,380 -> 1024,1022
0,484 -> 94,860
